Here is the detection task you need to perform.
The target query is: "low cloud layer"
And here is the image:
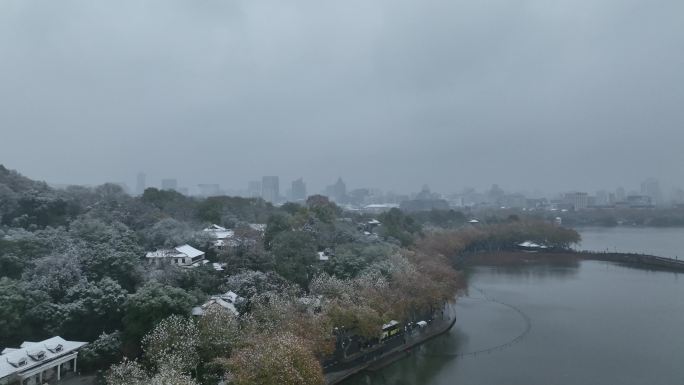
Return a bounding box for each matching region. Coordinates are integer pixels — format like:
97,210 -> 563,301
1,0 -> 682,194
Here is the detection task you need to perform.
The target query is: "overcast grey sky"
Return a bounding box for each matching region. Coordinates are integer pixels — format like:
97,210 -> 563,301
1,0 -> 683,195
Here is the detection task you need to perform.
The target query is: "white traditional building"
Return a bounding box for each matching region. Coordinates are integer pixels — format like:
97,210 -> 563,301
517,241 -> 549,252
192,291 -> 241,317
203,224 -> 266,250
0,337 -> 87,385
203,225 -> 237,250
145,244 -> 206,267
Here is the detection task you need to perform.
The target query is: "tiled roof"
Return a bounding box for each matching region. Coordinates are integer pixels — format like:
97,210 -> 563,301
0,337 -> 86,379
175,244 -> 204,259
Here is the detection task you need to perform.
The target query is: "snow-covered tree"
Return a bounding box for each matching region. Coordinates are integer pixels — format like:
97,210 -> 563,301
122,281 -> 196,343
228,332 -> 324,385
149,370 -> 199,385
197,306 -> 240,361
142,315 -> 200,374
25,253 -> 83,300
106,358 -> 149,385
79,331 -> 123,371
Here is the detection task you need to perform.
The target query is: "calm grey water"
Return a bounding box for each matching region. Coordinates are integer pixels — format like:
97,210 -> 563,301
576,226 -> 684,258
342,261 -> 684,385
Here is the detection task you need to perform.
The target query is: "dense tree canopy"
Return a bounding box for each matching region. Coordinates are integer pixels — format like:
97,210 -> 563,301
378,208 -> 422,246
122,281 -> 196,345
1,165 -> 586,385
227,333 -> 324,385
270,231 -> 317,288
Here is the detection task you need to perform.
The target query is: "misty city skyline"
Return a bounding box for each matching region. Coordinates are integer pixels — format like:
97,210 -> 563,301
29,168 -> 680,203
2,0 -> 683,195
3,164 -> 679,200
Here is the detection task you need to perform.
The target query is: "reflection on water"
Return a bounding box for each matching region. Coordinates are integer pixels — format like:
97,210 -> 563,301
341,261 -> 684,385
474,262 -> 580,280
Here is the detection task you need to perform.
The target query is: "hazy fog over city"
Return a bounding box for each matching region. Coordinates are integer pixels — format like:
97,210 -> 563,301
4,2 -> 684,385
1,0 -> 683,194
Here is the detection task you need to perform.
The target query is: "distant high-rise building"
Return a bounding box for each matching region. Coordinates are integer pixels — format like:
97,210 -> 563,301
161,178 -> 178,191
416,184 -> 436,200
564,192 -> 589,211
261,176 -> 280,203
616,187 -> 626,202
326,177 -> 347,203
672,188 -> 684,205
595,190 -> 609,206
488,184 -> 505,204
348,188 -> 371,206
400,198 -> 450,212
136,172 -> 146,195
640,178 -> 662,206
502,193 -> 527,208
291,178 -> 307,201
248,181 -> 262,198
198,184 -> 221,197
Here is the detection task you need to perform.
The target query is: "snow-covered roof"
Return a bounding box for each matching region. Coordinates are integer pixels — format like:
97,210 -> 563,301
212,299 -> 239,316
249,223 -> 266,232
518,241 -> 548,249
367,219 -> 381,225
364,204 -> 399,209
0,337 -> 87,379
205,224 -> 227,231
468,219 -> 480,223
214,231 -> 234,239
175,244 -> 204,259
194,297 -> 239,317
382,320 -> 399,330
317,251 -> 329,261
223,291 -> 239,303
146,245 -> 205,261
212,263 -> 226,271
192,291 -> 241,317
204,225 -> 235,240
192,299 -> 240,317
145,249 -> 184,259
214,238 -> 241,248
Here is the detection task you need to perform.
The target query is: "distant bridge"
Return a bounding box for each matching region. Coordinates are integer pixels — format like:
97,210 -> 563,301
580,251 -> 684,272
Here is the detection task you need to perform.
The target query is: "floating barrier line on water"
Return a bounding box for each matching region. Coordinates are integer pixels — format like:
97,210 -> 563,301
420,286 -> 532,359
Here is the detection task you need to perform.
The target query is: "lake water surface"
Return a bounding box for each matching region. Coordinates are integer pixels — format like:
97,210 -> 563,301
576,226 -> 684,258
342,260 -> 684,385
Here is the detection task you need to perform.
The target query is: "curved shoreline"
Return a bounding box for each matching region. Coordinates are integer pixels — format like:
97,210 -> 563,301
324,304 -> 458,385
327,250 -> 683,385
